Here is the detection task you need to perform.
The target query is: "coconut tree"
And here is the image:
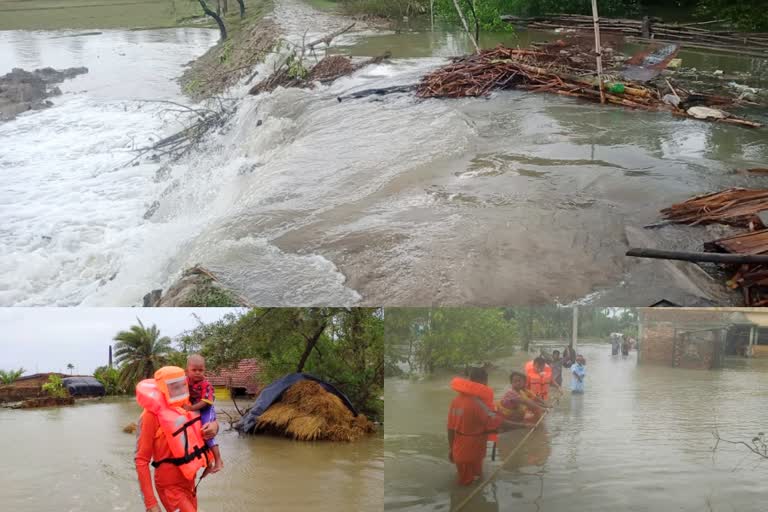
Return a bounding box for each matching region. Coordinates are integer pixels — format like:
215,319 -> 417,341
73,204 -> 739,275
0,368 -> 25,384
66,363 -> 74,375
114,319 -> 173,387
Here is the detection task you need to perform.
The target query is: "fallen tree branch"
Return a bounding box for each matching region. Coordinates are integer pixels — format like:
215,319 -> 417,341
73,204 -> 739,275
306,23 -> 355,50
713,429 -> 768,459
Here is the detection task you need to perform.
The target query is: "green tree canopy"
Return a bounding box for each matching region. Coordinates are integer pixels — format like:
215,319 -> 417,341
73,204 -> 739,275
178,308 -> 384,420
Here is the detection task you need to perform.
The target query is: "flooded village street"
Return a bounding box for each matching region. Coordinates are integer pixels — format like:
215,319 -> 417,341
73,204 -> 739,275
1,0 -> 767,306
385,344 -> 768,512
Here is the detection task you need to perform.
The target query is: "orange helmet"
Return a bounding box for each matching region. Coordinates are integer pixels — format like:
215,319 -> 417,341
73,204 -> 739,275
154,366 -> 189,407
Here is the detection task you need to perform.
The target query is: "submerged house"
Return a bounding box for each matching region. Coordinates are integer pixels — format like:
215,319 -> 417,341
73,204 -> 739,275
0,373 -> 105,402
638,308 -> 768,368
207,358 -> 263,400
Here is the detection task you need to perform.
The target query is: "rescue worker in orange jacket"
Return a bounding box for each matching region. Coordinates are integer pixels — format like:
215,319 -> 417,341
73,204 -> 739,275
448,367 -> 518,486
525,356 -> 561,402
135,367 -> 219,512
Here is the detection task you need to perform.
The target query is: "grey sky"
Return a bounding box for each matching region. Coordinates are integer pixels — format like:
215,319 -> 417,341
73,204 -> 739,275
0,308 -> 245,375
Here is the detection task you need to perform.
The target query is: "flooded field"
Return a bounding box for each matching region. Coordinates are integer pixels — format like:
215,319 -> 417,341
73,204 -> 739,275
0,0 -> 201,30
0,397 -> 383,511
384,344 -> 768,512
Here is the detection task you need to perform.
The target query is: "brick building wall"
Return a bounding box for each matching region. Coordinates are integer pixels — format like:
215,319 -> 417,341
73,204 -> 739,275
638,309 -> 729,368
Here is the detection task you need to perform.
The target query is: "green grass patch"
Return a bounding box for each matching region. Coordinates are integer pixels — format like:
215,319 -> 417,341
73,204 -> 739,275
305,0 -> 339,12
0,0 -> 203,30
181,281 -> 242,307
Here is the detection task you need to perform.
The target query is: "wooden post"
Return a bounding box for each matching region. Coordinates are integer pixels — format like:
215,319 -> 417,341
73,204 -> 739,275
451,0 -> 480,53
591,0 -> 605,104
430,0 -> 434,31
571,306 -> 578,352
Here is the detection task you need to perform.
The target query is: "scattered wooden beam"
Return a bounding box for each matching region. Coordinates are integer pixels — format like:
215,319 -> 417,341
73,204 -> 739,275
626,248 -> 768,265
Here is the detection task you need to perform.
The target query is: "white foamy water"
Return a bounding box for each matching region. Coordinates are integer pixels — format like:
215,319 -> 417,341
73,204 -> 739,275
0,23 -> 369,306
0,29 -> 220,305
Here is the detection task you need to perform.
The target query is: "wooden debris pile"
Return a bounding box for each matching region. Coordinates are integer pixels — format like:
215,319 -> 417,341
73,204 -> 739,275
416,45 -> 761,128
632,188 -> 768,305
706,230 -> 768,305
660,188 -> 768,228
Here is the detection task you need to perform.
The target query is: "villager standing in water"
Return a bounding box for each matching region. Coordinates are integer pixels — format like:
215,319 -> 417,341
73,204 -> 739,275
550,350 -> 564,387
571,355 -> 586,394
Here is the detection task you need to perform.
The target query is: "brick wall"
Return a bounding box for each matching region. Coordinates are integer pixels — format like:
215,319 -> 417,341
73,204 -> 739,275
639,309 -> 729,367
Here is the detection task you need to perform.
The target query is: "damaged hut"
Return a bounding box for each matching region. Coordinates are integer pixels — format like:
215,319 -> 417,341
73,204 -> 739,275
236,373 -> 375,442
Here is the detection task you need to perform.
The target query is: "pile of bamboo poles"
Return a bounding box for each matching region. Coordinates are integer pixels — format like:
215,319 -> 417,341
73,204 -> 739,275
416,45 -> 655,105
416,45 -> 761,127
502,14 -> 768,55
660,188 -> 768,228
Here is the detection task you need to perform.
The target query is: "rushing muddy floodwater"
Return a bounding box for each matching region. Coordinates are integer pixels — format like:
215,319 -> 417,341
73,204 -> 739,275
3,0 -> 768,306
0,398 -> 383,511
384,344 -> 768,512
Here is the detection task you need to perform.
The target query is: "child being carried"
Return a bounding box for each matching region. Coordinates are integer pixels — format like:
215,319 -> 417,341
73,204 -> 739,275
184,354 -> 224,475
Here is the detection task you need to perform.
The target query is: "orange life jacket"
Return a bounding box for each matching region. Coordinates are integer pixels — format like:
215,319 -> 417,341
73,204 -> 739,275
136,372 -> 210,481
450,377 -> 498,442
525,361 -> 552,401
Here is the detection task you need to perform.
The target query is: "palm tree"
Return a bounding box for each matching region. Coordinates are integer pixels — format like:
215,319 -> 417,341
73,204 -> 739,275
66,363 -> 74,375
114,319 -> 172,387
0,368 -> 25,384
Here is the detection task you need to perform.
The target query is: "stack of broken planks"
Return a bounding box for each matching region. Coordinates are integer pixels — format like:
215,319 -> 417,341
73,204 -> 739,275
706,229 -> 768,305
657,188 -> 768,305
660,188 -> 768,228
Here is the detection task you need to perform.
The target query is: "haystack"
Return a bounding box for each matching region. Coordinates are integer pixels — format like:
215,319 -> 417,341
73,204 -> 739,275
254,380 -> 375,442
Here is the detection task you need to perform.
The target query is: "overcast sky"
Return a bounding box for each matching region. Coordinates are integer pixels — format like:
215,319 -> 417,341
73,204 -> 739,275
0,308 -> 245,375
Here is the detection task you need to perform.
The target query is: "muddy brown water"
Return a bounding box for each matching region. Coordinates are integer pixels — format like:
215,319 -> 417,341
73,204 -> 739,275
384,344 -> 768,512
0,398 -> 383,511
2,0 -> 768,306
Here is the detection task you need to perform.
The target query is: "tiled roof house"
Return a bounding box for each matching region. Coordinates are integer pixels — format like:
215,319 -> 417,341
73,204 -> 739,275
207,358 -> 263,396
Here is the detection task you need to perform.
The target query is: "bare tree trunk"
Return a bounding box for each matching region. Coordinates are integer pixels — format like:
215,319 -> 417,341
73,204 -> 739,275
222,0 -> 228,15
236,0 -> 245,18
296,322 -> 328,372
199,0 -> 227,41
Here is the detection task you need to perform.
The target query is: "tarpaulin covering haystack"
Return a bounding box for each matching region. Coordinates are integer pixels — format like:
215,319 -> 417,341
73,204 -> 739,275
254,380 -> 375,441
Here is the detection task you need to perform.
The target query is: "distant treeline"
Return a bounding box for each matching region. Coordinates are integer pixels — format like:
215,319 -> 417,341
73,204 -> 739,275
333,0 -> 767,32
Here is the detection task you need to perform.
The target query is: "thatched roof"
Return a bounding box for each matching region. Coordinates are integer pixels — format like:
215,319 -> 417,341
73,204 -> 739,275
254,381 -> 375,442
